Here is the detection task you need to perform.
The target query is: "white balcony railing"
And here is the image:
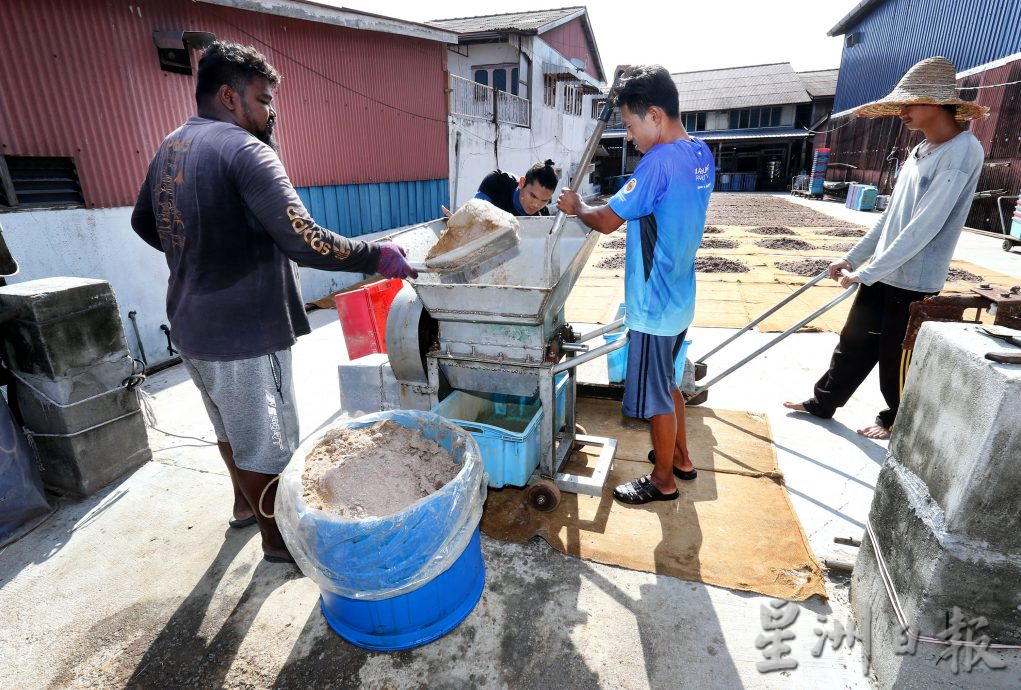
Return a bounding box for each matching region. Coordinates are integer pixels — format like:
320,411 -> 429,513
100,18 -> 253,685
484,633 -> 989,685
449,74 -> 530,127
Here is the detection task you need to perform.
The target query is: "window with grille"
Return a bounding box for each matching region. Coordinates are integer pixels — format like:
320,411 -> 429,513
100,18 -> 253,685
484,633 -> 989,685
727,106 -> 783,129
681,112 -> 707,132
0,156 -> 84,210
473,64 -> 521,96
543,74 -> 558,107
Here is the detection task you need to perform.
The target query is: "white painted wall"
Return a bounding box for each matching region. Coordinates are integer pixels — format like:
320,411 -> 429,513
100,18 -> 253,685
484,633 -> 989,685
446,36 -> 602,209
0,208 -> 374,365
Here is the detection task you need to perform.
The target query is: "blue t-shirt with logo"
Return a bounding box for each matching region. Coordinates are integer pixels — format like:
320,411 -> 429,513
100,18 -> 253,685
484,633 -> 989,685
607,137 -> 714,336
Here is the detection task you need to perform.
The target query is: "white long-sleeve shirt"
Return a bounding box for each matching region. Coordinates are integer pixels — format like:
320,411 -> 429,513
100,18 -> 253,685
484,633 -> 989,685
845,130 -> 984,293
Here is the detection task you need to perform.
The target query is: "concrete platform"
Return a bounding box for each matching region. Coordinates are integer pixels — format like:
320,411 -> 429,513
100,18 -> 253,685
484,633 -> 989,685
2,198 -> 1018,689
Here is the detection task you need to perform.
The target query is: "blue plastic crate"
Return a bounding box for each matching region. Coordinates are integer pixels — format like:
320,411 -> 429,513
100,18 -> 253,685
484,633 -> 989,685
431,374 -> 568,488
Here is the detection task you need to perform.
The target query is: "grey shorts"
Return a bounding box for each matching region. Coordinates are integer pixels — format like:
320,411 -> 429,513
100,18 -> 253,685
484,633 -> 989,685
181,350 -> 300,475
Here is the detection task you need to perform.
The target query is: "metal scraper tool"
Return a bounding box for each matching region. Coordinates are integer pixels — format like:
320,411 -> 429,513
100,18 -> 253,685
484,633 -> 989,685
408,221 -> 519,273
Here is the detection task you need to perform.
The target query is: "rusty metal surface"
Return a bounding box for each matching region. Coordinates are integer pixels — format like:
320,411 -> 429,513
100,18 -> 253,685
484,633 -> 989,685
824,56 -> 1021,232
0,0 -> 448,209
903,291 -> 1021,349
902,296 -> 987,350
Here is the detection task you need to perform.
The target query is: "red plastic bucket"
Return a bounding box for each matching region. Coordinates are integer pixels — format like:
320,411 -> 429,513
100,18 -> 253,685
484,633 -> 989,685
334,278 -> 403,359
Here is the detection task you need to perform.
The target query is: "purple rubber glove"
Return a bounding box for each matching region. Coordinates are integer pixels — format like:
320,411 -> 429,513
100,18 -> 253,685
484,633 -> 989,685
376,241 -> 418,279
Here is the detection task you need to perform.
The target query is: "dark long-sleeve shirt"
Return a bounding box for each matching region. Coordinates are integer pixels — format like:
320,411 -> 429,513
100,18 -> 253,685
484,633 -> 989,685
132,117 -> 380,360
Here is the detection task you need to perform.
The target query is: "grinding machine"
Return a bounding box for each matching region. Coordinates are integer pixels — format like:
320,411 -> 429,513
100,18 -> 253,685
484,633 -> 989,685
384,216 -> 627,512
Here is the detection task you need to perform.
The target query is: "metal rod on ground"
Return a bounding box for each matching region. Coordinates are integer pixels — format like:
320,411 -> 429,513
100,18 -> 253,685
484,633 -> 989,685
696,270 -> 829,364
552,329 -> 628,374
690,285 -> 858,395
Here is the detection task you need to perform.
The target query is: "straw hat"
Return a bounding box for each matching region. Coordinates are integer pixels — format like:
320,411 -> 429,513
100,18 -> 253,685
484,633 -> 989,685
854,56 -> 988,121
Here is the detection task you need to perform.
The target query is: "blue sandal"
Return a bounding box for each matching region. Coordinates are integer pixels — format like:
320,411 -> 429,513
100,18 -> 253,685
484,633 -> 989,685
613,474 -> 679,504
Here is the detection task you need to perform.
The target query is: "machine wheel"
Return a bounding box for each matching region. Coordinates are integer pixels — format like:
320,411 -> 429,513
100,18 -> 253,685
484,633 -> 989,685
1003,239 -> 1015,253
524,481 -> 561,512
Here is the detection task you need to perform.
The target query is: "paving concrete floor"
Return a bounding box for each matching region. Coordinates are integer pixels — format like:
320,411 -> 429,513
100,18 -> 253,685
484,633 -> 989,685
3,198 -> 1018,689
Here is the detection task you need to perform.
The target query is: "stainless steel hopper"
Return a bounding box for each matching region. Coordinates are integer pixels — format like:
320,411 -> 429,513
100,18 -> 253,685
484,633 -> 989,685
386,215 -> 625,510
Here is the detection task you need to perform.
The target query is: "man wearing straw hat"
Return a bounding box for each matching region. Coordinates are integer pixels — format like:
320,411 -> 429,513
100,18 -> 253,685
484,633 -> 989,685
785,56 -> 986,440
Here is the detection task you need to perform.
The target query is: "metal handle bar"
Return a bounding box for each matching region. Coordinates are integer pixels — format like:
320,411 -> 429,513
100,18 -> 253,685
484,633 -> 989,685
576,318 -> 625,343
697,270 -> 830,364
552,328 -> 629,374
690,283 -> 858,395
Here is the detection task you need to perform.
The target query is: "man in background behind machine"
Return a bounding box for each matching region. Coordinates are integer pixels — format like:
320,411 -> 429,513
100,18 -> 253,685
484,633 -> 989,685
558,65 -> 714,505
131,41 -> 416,563
784,56 -> 986,440
443,160 -> 559,218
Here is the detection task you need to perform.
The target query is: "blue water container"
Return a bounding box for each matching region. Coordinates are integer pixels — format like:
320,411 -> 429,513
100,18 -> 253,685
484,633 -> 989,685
604,319 -> 691,386
320,527 -> 485,651
275,410 -> 487,652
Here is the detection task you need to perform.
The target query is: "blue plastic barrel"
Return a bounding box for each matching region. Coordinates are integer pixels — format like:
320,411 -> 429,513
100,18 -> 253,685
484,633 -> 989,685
276,410 -> 487,652
320,527 -> 485,650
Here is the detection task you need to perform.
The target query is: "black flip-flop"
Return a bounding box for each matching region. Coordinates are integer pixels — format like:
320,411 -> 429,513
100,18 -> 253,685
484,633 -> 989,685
263,554 -> 296,564
612,474 -> 679,505
228,515 -> 257,529
648,450 -> 697,480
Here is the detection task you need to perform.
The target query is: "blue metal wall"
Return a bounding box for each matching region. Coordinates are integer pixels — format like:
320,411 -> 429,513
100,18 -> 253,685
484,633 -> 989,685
296,179 -> 448,237
833,0 -> 1021,113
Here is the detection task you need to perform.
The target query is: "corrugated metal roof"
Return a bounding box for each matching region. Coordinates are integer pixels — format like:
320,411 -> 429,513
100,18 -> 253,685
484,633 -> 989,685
698,127 -> 811,142
198,0 -> 458,43
0,0 -> 449,209
673,63 -> 812,112
798,69 -> 839,98
828,0 -> 886,36
428,7 -> 583,35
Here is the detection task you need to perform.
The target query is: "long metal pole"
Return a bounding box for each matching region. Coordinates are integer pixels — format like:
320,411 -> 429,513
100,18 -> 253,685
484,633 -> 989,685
697,270 -> 829,363
576,318 -> 626,343
691,284 -> 858,394
545,80 -> 621,280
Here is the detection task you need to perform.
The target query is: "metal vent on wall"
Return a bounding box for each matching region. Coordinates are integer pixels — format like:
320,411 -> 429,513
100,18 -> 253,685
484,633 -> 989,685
0,156 -> 85,209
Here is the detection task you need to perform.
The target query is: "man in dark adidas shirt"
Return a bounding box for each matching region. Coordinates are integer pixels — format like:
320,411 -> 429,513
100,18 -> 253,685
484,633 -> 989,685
131,42 -> 415,565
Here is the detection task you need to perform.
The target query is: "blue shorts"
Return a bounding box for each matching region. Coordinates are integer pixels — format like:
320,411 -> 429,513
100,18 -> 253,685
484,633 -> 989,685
622,330 -> 687,420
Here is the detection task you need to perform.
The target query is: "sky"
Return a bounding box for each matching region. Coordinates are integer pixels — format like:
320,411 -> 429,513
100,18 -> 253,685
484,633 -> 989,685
320,0 -> 861,76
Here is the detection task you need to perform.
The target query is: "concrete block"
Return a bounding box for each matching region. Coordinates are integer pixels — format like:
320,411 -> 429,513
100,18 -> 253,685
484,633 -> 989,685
892,323 -> 1021,552
852,323 -> 1021,688
338,354 -> 401,415
0,278 -> 129,378
852,461 -> 1021,688
31,410 -> 151,496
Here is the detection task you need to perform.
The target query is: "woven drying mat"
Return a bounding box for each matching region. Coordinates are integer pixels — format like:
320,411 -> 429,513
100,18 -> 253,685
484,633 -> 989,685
565,224 -> 1015,333
481,398 -> 827,601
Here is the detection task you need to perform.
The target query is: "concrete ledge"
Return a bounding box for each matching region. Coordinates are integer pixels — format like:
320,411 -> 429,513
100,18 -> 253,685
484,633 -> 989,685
893,323 -> 1021,552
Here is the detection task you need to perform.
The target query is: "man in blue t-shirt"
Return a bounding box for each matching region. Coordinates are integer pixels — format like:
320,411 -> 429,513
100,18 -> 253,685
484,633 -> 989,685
558,65 -> 714,505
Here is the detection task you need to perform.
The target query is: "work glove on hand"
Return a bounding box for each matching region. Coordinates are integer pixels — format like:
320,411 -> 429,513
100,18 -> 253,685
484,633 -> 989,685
376,241 -> 418,279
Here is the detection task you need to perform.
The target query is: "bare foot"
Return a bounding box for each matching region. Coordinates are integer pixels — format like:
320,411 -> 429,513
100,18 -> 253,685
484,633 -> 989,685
783,401 -> 808,412
857,423 -> 891,440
